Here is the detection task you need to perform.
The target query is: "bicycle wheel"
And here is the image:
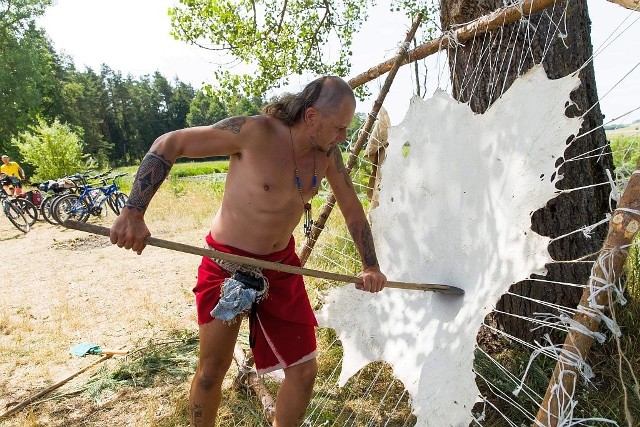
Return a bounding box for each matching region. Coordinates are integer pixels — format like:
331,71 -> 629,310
107,192 -> 128,215
40,195 -> 58,225
52,194 -> 90,225
3,200 -> 29,233
13,198 -> 38,226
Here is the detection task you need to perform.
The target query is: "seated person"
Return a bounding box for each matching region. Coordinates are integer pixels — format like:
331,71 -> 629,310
0,155 -> 26,196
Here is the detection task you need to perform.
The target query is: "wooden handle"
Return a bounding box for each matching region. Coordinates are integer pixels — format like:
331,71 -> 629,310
62,220 -> 464,295
98,349 -> 129,355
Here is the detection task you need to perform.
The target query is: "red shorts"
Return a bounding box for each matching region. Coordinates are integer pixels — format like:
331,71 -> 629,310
193,233 -> 318,374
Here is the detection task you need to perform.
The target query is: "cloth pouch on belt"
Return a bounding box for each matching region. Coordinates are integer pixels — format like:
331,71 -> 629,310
210,271 -> 267,322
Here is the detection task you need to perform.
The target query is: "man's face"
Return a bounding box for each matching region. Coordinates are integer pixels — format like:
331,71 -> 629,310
312,98 -> 356,152
1,156 -> 9,165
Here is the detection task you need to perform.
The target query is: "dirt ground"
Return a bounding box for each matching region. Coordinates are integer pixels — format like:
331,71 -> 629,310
0,214 -> 205,426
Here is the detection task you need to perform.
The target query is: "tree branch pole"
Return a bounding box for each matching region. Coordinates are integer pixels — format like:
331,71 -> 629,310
606,0 -> 640,12
298,12 -> 424,266
0,353 -> 115,420
233,344 -> 276,424
534,163 -> 640,426
348,0 -> 565,89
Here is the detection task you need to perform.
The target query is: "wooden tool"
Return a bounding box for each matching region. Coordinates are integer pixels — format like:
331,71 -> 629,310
69,342 -> 129,357
63,220 -> 465,295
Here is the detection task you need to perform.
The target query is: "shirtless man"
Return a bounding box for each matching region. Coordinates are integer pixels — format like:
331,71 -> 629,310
109,76 -> 387,427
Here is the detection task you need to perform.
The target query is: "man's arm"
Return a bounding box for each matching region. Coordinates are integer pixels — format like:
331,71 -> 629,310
109,117 -> 252,254
17,164 -> 25,180
325,146 -> 386,292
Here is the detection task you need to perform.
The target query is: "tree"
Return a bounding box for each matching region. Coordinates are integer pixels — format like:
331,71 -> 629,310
168,80 -> 196,130
168,1 -> 436,103
169,0 -> 367,101
15,118 -> 92,180
0,0 -> 56,155
56,67 -> 113,168
440,1 -> 613,341
186,91 -> 228,127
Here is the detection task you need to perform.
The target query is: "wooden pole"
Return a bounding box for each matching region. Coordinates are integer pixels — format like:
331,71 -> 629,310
347,0 -> 565,89
62,220 -> 464,295
299,12 -> 424,266
0,353 -> 114,419
233,345 -> 275,424
534,163 -> 640,426
606,0 -> 640,12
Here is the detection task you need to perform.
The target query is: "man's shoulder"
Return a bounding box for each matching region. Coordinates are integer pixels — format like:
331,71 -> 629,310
244,115 -> 287,137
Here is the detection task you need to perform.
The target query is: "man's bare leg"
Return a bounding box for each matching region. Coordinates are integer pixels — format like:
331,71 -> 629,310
273,359 -> 318,427
189,319 -> 241,427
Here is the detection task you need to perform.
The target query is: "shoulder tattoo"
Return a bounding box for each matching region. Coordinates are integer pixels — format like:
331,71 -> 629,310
125,151 -> 173,212
212,116 -> 247,134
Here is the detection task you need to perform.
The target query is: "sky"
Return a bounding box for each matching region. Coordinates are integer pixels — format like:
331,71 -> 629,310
40,0 -> 640,125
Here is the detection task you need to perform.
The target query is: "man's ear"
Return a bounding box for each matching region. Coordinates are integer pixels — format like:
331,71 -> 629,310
304,107 -> 319,125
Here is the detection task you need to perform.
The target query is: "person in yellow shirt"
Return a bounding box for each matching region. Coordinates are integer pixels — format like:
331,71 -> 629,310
0,155 -> 26,196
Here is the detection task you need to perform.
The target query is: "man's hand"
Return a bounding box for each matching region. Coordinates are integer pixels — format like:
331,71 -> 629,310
109,208 -> 150,255
356,266 -> 387,293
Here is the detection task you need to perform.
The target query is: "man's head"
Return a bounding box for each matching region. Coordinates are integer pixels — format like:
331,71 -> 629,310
264,76 -> 356,150
1,155 -> 9,165
264,76 -> 356,127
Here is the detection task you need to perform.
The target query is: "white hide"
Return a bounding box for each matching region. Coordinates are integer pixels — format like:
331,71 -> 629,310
316,65 -> 582,426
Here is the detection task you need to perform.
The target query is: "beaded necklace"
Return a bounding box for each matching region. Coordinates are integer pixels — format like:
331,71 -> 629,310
289,127 -> 317,238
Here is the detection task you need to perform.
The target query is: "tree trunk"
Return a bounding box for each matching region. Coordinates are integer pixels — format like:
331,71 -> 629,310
440,0 -> 614,342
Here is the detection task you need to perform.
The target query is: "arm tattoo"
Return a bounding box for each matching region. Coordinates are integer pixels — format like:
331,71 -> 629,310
212,116 -> 246,134
360,223 -> 379,268
125,151 -> 173,212
348,221 -> 379,269
333,147 -> 352,188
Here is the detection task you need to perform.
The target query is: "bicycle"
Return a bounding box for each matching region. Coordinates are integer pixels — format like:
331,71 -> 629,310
51,173 -> 128,225
1,174 -> 37,230
0,183 -> 30,233
37,174 -> 86,225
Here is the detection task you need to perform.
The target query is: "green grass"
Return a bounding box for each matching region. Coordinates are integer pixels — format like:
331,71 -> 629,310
80,329 -> 199,405
116,159 -> 229,179
610,133 -> 640,177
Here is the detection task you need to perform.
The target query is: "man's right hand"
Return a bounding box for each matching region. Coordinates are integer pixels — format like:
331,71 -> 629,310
109,208 -> 150,255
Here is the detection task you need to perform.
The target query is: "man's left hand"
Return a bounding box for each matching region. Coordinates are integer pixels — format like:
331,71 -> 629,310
356,266 -> 387,293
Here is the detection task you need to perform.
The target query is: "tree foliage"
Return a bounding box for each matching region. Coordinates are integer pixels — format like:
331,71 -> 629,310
15,118 -> 92,180
169,0 -> 370,101
168,1 -> 439,103
0,0 -> 56,154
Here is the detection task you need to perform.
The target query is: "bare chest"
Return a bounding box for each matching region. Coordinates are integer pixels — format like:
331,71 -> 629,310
230,148 -> 327,204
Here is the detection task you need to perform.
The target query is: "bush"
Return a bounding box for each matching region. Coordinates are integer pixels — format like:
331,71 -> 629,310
15,118 -> 94,181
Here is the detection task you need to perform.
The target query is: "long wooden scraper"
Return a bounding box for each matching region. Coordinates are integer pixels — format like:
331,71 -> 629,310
63,220 -> 465,295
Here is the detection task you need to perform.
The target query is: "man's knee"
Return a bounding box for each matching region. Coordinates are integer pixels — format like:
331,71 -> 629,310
286,360 -> 318,390
193,356 -> 233,391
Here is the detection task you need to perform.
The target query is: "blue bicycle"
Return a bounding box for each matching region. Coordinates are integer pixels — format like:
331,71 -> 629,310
51,173 -> 129,225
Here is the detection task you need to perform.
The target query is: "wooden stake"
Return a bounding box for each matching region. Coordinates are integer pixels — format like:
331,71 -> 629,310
233,345 -> 275,424
534,163 -> 640,426
606,0 -> 640,12
299,12 -> 424,266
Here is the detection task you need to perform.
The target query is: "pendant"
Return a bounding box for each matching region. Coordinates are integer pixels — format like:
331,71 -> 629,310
303,203 -> 313,238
